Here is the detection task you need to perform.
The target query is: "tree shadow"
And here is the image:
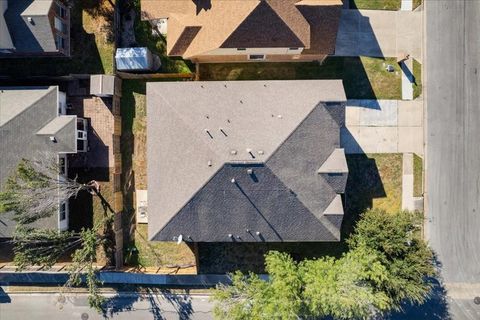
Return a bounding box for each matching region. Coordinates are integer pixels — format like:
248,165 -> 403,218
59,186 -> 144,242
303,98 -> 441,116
0,286 -> 11,304
386,254 -> 451,319
192,0 -> 212,15
101,288 -> 193,320
342,154 -> 387,238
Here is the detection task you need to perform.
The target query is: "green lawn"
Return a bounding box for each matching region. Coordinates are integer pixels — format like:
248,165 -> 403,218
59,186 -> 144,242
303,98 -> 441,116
349,0 -> 401,10
0,1 -> 114,78
126,224 -> 195,268
413,59 -> 422,99
413,154 -> 423,197
413,0 -> 423,10
199,57 -> 402,100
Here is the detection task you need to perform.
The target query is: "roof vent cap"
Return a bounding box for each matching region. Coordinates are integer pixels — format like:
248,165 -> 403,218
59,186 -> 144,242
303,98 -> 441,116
258,150 -> 264,155
49,136 -> 57,142
207,160 -> 212,167
230,149 -> 237,155
247,169 -> 253,175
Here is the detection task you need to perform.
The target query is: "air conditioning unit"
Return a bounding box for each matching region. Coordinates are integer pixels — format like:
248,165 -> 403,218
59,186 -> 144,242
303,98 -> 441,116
136,190 -> 148,224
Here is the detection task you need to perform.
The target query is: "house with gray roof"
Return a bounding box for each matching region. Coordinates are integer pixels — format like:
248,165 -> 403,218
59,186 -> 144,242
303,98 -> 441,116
147,80 -> 348,243
0,86 -> 88,238
0,0 -> 70,57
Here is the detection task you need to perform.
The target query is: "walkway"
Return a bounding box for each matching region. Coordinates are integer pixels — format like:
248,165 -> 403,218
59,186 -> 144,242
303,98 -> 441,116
401,0 -> 413,11
335,9 -> 422,62
401,58 -> 414,100
341,100 -> 423,155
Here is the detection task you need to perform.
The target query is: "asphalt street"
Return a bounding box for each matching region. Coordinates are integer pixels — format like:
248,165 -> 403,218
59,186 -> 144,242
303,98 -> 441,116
426,0 -> 480,319
0,292 -> 213,320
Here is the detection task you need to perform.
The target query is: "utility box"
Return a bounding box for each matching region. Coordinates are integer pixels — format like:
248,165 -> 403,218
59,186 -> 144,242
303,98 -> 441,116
136,189 -> 148,224
90,75 -> 121,97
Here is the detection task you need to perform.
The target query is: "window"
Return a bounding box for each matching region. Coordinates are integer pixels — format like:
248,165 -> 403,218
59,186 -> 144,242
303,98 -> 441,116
55,35 -> 65,49
60,202 -> 66,221
54,17 -> 67,33
58,156 -> 66,175
248,54 -> 266,61
236,48 -> 246,51
56,4 -> 67,18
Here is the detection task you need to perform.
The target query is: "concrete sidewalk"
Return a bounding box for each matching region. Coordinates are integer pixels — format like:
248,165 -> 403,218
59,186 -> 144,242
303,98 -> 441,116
335,9 -> 422,62
341,100 -> 423,154
401,59 -> 414,100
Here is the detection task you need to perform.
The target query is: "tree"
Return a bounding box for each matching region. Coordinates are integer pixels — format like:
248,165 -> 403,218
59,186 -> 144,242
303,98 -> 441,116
301,244 -> 390,320
347,209 -> 434,310
212,247 -> 392,320
0,157 -> 113,312
0,157 -> 98,224
213,252 -> 304,320
211,209 -> 435,320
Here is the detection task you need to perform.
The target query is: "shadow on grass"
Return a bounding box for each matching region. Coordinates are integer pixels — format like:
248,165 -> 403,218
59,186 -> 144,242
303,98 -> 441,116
120,80 -> 145,265
197,56 -> 400,99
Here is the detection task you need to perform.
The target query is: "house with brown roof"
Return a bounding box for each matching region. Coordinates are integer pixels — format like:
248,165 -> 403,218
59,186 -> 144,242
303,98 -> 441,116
141,0 -> 342,63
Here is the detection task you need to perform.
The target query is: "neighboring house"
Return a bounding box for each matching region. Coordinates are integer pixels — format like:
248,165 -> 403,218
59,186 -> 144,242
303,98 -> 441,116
0,86 -> 88,238
147,80 -> 348,242
0,0 -> 70,57
140,0 -> 342,63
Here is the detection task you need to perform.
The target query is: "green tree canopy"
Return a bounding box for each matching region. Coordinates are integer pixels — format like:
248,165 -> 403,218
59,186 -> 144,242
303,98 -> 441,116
347,209 -> 434,309
212,209 -> 435,320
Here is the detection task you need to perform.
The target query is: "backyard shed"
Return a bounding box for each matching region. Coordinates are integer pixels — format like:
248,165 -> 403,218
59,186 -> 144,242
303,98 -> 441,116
115,47 -> 160,72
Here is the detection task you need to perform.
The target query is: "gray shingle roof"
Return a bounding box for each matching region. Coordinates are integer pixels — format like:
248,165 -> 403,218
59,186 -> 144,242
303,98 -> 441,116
147,80 -> 347,242
4,0 -> 57,53
0,86 -> 77,237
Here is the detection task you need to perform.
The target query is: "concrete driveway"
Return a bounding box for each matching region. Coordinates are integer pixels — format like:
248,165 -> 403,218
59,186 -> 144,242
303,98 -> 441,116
341,100 -> 423,155
335,9 -> 422,62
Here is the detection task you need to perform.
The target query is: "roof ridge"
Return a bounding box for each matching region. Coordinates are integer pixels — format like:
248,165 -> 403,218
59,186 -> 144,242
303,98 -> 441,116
266,0 -> 310,47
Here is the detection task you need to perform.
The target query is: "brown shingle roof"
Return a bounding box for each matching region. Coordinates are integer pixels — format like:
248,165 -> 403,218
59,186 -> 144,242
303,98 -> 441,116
141,0 -> 341,58
169,26 -> 202,56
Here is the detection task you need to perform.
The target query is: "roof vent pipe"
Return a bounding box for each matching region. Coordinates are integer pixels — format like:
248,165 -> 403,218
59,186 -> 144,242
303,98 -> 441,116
205,129 -> 213,139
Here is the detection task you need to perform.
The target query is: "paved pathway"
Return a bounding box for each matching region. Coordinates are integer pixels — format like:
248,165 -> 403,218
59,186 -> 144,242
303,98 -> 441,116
341,100 -> 423,155
401,0 -> 413,11
401,59 -> 414,100
401,153 -> 415,210
335,9 -> 422,62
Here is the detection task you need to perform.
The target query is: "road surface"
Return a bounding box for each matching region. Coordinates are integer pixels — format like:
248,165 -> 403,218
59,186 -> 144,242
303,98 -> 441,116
0,292 -> 213,320
426,0 -> 480,319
